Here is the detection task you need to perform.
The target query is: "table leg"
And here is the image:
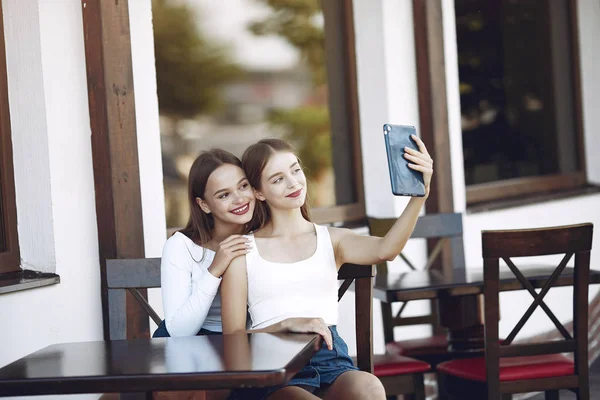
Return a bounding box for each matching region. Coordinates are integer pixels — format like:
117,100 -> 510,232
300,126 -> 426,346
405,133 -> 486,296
438,295 -> 485,351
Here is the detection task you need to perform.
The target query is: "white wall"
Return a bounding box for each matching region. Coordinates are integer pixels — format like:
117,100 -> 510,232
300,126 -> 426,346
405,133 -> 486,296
1,0 -> 103,377
1,5 -> 165,400
128,0 -> 168,331
2,0 -> 56,273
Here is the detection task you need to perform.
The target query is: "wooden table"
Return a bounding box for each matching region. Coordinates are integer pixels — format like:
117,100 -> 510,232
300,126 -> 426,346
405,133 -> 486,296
0,332 -> 320,397
374,266 -> 600,350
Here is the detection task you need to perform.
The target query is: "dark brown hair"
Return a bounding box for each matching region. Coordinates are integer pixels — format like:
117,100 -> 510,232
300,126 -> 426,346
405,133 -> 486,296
179,149 -> 244,246
242,139 -> 311,231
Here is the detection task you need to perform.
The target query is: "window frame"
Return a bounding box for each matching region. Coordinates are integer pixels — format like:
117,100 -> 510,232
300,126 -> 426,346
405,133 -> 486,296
310,0 -> 365,224
459,0 -> 587,207
0,0 -> 20,274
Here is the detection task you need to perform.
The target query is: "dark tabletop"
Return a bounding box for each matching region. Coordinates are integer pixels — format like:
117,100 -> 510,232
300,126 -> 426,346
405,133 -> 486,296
374,266 -> 600,302
0,333 -> 320,397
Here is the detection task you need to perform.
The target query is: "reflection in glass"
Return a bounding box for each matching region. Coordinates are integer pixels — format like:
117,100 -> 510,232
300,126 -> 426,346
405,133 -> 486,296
455,0 -> 579,186
153,0 -> 348,228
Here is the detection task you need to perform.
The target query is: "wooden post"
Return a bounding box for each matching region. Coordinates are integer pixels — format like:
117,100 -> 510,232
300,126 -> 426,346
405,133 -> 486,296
81,0 -> 148,340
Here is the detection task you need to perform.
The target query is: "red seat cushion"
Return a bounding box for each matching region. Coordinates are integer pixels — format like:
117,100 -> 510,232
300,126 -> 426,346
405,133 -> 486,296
386,334 -> 449,356
437,354 -> 574,382
373,353 -> 431,377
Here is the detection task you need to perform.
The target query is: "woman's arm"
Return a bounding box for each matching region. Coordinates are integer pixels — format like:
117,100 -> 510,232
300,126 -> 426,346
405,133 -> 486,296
161,238 -> 221,337
330,197 -> 426,266
220,256 -> 249,334
332,135 -> 434,267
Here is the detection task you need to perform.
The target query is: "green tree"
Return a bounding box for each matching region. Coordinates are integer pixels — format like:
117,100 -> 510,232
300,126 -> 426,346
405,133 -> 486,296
248,0 -> 326,85
152,0 -> 241,121
248,0 -> 332,189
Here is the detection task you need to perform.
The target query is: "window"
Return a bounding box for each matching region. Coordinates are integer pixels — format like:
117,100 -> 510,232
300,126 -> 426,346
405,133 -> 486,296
152,0 -> 363,227
0,0 -> 20,273
455,0 -> 585,205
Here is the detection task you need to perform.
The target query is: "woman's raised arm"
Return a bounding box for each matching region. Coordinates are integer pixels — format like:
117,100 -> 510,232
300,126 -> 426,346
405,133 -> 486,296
331,135 -> 433,267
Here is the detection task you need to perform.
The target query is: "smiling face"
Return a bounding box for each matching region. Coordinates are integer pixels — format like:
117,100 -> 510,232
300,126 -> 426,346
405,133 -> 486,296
255,151 -> 307,210
196,164 -> 255,226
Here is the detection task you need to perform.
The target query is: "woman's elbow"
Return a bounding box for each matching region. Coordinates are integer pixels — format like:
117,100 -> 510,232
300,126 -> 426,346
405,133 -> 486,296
377,250 -> 398,263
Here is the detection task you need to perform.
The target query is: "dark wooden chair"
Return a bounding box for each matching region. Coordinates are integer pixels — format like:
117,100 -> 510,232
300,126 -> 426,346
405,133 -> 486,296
106,259 -> 376,371
369,213 -> 465,366
437,223 -> 593,400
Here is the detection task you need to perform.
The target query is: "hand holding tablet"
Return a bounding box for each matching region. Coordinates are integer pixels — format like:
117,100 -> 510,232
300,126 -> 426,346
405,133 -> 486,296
383,124 -> 433,197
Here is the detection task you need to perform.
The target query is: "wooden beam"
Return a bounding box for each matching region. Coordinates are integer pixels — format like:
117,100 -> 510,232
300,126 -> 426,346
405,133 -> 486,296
413,0 -> 455,281
413,0 -> 454,215
81,0 -> 148,340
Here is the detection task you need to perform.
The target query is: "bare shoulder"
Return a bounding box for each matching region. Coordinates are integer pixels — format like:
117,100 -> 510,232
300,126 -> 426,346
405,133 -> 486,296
327,226 -> 358,246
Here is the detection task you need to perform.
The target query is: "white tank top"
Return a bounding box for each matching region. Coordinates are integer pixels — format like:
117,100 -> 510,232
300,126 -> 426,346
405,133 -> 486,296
245,224 -> 339,329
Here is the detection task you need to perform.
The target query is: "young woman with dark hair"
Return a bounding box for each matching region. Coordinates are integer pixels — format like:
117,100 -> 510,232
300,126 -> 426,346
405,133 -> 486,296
222,138 -> 434,399
153,149 -> 255,337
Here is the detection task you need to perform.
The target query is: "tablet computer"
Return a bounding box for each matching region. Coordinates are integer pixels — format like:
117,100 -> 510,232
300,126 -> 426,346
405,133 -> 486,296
383,124 -> 426,197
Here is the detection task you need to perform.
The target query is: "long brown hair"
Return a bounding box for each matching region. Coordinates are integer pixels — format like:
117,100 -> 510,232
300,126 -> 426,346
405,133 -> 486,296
242,139 -> 311,232
179,149 -> 244,247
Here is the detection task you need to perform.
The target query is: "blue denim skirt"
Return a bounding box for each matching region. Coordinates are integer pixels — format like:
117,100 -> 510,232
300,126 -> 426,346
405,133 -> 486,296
152,320 -> 219,337
230,326 -> 358,400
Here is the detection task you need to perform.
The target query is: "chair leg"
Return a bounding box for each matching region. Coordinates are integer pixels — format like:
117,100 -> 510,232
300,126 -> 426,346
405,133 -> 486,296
437,372 -> 450,400
576,386 -> 590,400
545,390 -> 559,400
403,374 -> 426,400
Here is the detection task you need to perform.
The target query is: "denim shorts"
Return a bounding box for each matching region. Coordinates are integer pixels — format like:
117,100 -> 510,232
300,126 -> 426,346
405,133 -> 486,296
152,320 -> 219,337
230,326 -> 358,400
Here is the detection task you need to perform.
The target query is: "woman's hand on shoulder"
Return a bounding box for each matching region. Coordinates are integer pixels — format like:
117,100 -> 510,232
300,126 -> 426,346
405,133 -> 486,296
208,235 -> 251,278
280,317 -> 333,350
404,134 -> 434,196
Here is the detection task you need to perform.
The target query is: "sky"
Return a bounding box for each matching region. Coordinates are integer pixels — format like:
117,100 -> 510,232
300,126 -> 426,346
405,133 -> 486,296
185,0 -> 301,71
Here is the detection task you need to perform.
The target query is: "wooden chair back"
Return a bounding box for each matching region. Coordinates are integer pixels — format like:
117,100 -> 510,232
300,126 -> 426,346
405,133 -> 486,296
481,223 -> 593,397
368,212 -> 465,343
106,258 -> 375,373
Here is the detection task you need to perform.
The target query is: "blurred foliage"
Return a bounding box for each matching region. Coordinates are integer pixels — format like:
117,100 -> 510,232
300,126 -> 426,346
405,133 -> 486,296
248,0 -> 326,86
249,0 -> 332,182
152,0 -> 241,120
270,106 -> 331,178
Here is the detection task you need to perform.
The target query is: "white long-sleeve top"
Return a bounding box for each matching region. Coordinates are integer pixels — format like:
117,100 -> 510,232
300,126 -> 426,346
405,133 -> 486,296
161,232 -> 222,336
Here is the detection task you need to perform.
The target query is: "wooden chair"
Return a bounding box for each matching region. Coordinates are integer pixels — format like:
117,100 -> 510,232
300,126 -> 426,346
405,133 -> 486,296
107,258 -> 380,400
106,259 -> 376,371
369,213 -> 465,366
107,258 -> 429,399
437,223 -> 593,400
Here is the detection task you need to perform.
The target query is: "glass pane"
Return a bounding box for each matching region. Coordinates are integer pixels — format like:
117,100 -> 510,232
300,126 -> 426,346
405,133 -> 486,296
455,0 -> 579,186
153,0 -> 357,228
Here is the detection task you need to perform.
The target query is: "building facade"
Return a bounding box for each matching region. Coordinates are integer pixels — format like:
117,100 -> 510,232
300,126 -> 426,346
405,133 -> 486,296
1,2 -> 599,396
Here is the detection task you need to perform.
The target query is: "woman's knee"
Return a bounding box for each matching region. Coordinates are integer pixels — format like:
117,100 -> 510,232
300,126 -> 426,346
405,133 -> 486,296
327,371 -> 386,400
353,373 -> 386,399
